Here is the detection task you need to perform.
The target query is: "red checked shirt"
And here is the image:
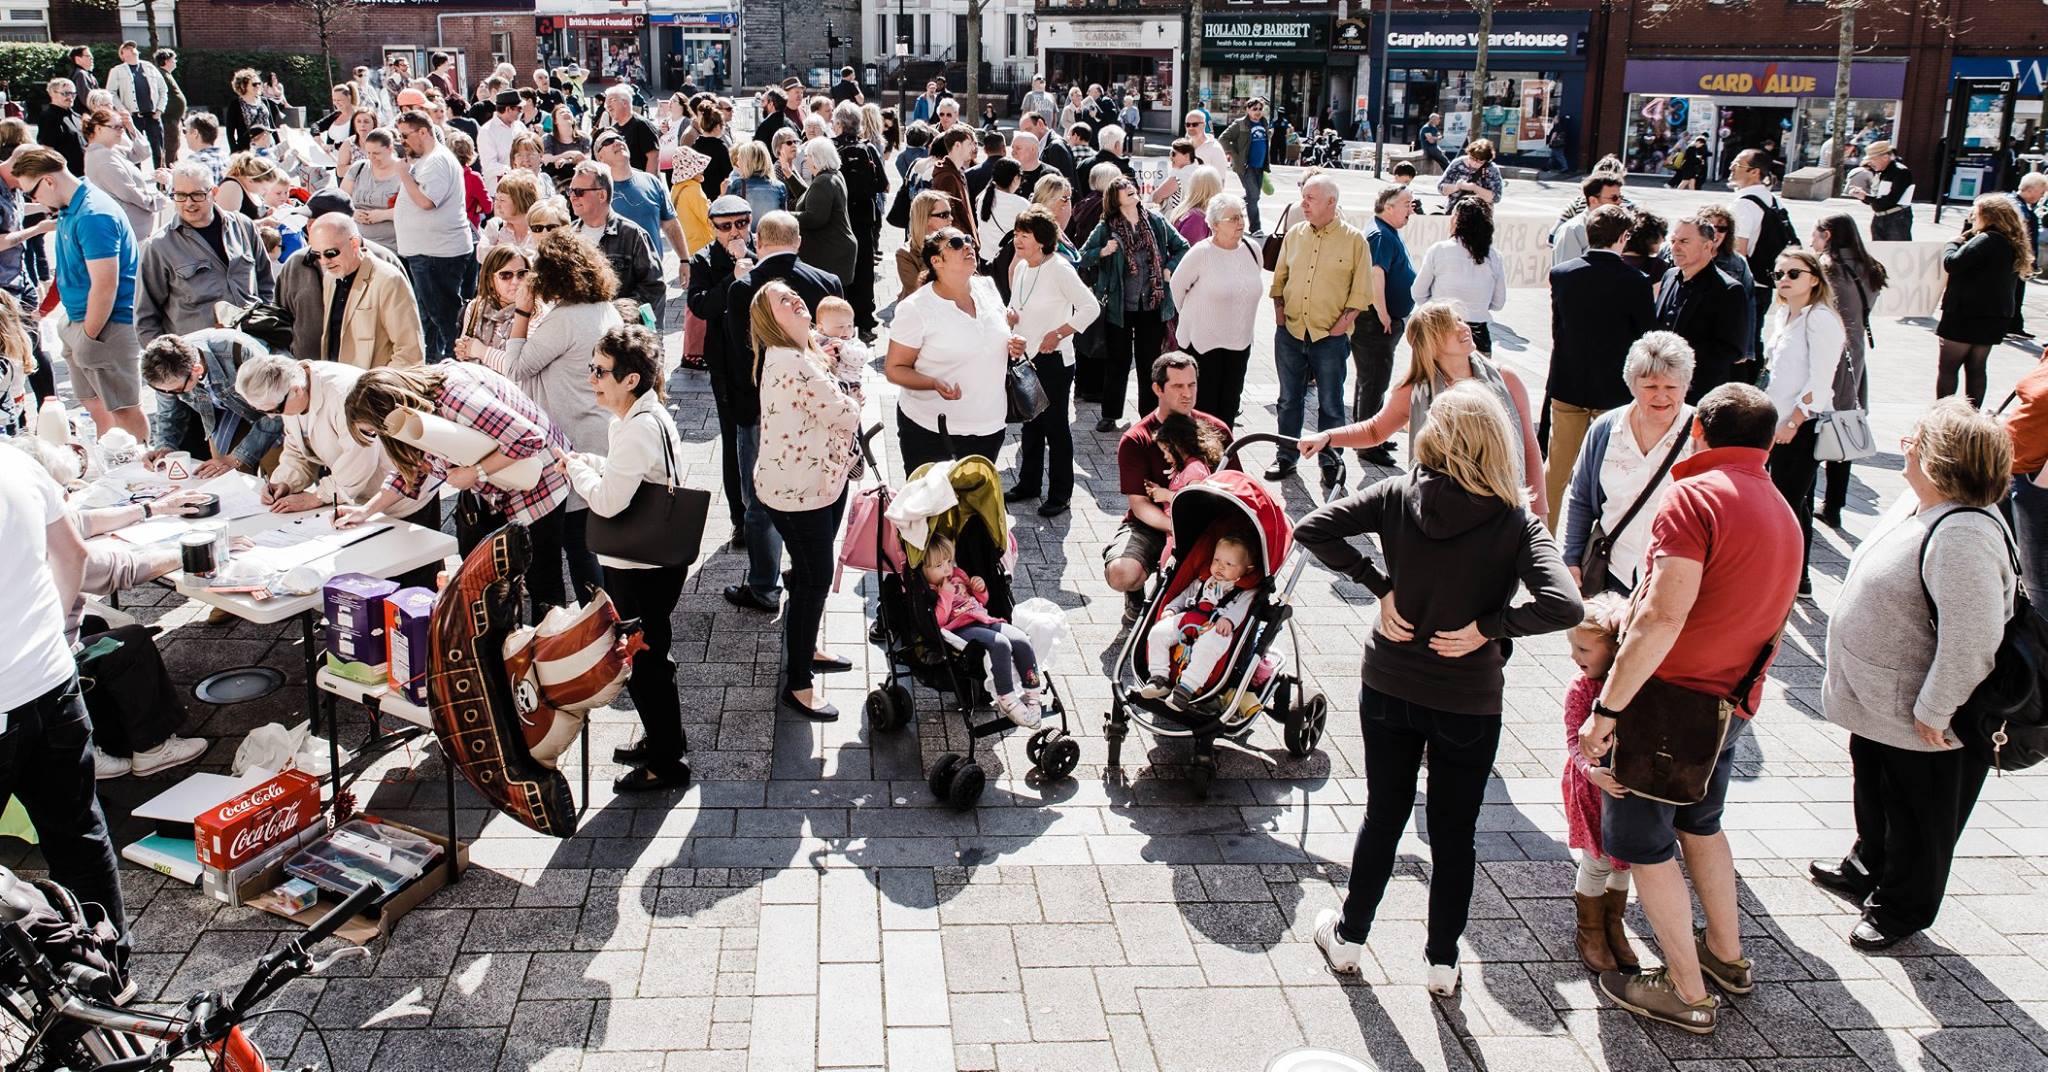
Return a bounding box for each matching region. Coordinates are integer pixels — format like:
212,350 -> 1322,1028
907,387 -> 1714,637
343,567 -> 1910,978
383,362 -> 570,524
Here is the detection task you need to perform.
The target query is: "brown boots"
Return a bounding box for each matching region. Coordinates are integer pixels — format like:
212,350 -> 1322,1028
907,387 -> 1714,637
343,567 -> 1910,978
1574,891 -> 1642,974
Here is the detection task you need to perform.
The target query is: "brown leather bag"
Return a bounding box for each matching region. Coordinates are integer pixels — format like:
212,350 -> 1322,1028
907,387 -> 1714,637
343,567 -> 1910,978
1259,203 -> 1294,272
1610,629 -> 1782,805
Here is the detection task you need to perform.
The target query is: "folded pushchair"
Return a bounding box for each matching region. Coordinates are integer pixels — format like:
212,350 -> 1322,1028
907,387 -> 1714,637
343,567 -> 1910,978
1106,434 -> 1329,797
845,427 -> 1079,809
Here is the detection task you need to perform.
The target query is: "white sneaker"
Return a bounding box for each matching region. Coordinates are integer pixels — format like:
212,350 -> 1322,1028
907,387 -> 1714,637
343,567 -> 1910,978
1313,909 -> 1362,974
1426,961 -> 1461,997
92,747 -> 131,781
995,692 -> 1041,729
129,736 -> 207,777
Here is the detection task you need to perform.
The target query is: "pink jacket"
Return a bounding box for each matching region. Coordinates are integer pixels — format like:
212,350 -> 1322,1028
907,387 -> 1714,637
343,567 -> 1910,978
933,568 -> 1001,632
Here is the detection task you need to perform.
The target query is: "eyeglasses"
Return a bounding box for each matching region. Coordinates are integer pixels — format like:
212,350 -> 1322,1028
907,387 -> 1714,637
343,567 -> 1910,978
1771,267 -> 1811,281
169,190 -> 209,203
928,210 -> 953,220
944,234 -> 975,251
494,268 -> 530,280
24,178 -> 44,201
313,247 -> 348,261
568,186 -> 601,198
712,218 -> 748,232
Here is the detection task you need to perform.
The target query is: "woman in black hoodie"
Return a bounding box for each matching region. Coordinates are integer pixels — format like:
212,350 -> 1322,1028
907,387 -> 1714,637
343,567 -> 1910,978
1296,382 -> 1581,995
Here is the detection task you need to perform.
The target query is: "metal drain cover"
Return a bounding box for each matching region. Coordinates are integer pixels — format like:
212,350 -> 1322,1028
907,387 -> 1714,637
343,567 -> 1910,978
195,666 -> 285,705
1266,1049 -> 1376,1072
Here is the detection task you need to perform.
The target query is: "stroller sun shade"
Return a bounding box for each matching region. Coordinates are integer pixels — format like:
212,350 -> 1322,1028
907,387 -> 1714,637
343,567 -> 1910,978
900,456 -> 1011,570
1167,470 -> 1292,577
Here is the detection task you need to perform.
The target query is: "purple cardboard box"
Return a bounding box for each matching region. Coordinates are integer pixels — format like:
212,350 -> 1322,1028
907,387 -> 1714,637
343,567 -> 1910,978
384,587 -> 437,707
324,573 -> 400,684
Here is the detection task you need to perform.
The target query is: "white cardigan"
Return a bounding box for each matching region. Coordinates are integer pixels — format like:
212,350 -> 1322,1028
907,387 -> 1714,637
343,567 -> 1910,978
1007,254 -> 1099,366
1412,239 -> 1507,326
1169,237 -> 1266,352
1764,303 -> 1846,421
561,390 -> 687,570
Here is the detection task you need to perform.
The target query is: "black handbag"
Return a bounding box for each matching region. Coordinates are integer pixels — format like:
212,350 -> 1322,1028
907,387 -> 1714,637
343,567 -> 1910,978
1611,627 -> 1782,805
1918,507 -> 2048,772
1005,357 -> 1050,423
584,412 -> 711,570
1578,417 -> 1691,596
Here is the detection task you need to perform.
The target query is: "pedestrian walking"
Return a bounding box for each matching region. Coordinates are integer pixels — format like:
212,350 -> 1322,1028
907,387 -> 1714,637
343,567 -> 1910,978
1936,194 -> 2032,407
1811,213 -> 1888,528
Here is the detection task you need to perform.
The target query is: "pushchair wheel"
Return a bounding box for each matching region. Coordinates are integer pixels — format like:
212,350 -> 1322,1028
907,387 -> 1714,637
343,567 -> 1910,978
1028,727 -> 1080,781
1188,751 -> 1217,797
928,752 -> 967,798
930,752 -> 986,809
866,684 -> 912,732
1284,693 -> 1328,759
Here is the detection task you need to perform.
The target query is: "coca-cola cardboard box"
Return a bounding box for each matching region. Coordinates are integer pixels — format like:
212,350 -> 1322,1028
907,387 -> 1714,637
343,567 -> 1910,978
194,769 -> 321,871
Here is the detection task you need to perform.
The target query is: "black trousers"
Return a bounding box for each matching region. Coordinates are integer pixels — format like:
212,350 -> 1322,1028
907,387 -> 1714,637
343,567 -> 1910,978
76,622 -> 181,757
1349,314 -> 1404,461
605,564 -> 689,768
561,509 -> 602,604
766,488 -> 849,694
134,114 -> 165,168
1467,321 -> 1492,355
852,216 -> 879,332
1769,420 -> 1822,587
897,411 -> 1004,477
1102,306 -> 1165,423
1192,345 -> 1251,429
1015,352 -> 1074,503
456,498 -> 571,619
1846,733 -> 1988,935
1,676 -> 128,956
1339,685 -> 1502,966
717,410 -> 745,531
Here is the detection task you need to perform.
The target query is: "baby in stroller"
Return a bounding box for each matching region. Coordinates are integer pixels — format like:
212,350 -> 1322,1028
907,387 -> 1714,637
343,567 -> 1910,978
922,533 -> 1046,728
1139,531 -> 1261,704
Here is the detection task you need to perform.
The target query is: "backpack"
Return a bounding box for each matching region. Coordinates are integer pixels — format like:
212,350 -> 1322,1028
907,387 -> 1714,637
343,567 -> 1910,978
1738,189 -> 1800,285
1918,507 -> 2048,772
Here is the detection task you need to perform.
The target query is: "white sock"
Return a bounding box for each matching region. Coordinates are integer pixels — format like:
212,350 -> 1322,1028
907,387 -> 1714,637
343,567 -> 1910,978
1606,867 -> 1632,894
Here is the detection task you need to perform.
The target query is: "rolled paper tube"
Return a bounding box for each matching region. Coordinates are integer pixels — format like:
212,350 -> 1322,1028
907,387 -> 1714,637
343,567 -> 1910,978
382,408 -> 544,491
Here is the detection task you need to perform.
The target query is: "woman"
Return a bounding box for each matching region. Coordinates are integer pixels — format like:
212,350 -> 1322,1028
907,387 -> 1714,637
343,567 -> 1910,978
480,171 -> 540,253
878,107 -> 901,156
1438,138 -> 1504,207
1558,332 -> 1697,594
691,104 -> 732,195
886,227 -> 1028,470
1620,211 -> 1670,279
503,229 -> 625,604
980,101 -> 1000,132
82,108 -> 162,240
725,141 -> 788,234
1813,213 -> 1889,528
896,190 -> 957,297
453,244 -> 532,371
861,103 -> 888,160
1299,303 -> 1548,518
331,108 -> 381,173
223,67 -> 283,153
555,326 -> 695,793
751,282 -> 863,721
1167,193 -> 1262,427
793,137 -> 859,288
1667,134 -> 1710,190
1068,161 -> 1121,249
773,128 -> 806,201
313,83 -> 361,149
527,197 -> 571,238
895,122 -> 931,183
1080,177 -> 1189,431
218,151 -> 286,221
974,158 -> 1027,265
926,126 -> 976,222
340,128 -> 404,248
542,104 -> 588,189
1167,165 -> 1223,245
508,133 -> 558,200
1413,198 -> 1507,354
1816,398 -> 2016,950
1007,207 -> 1099,518
1937,194 -> 2032,407
1298,381 -> 1581,993
1763,248 -> 1846,597
338,362 -> 576,616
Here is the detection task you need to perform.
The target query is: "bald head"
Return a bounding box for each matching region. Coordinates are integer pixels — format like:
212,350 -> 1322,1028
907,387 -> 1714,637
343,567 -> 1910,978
307,212 -> 364,277
757,210 -> 800,253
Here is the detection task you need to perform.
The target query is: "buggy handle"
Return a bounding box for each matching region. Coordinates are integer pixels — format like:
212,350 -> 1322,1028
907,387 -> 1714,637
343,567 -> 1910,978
857,423 -> 885,470
1222,433 -> 1299,473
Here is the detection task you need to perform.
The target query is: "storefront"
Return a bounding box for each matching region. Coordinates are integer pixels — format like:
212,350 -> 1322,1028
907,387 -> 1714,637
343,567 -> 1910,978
535,11 -> 648,87
1366,11 -> 1590,165
1036,17 -> 1182,138
650,9 -> 737,93
1620,57 -> 1908,179
1195,5 -> 1333,133
1949,57 -> 2046,157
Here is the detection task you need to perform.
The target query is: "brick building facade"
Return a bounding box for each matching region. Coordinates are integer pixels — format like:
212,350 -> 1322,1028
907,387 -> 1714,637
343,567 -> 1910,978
171,0 -> 538,93
739,0 -> 863,90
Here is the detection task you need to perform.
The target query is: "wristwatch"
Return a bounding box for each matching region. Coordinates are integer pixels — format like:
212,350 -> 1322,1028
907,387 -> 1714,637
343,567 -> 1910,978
1592,699 -> 1622,721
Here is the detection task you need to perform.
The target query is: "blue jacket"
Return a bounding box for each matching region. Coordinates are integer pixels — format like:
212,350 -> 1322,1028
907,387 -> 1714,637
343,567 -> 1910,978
1560,406 -> 1692,592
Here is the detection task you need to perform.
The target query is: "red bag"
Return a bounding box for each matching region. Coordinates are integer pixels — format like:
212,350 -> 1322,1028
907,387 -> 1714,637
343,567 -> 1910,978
680,307 -> 707,370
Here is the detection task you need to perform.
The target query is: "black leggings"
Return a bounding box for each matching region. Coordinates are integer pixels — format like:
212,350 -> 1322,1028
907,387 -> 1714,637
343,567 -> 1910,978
1936,339 -> 1993,408
1769,420 -> 1822,588
1102,306 -> 1165,422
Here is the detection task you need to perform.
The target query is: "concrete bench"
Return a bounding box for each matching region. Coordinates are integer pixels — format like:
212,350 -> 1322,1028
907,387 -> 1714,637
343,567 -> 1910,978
1782,166 -> 1836,201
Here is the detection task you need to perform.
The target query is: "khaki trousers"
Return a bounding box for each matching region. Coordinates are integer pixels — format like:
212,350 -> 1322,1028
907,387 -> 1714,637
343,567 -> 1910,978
1544,400 -> 1606,533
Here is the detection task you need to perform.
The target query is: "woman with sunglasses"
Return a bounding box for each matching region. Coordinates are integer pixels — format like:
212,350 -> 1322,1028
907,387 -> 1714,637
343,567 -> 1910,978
1810,213 -> 1888,528
1080,175 -> 1190,432
896,190 -> 956,297
453,244 -> 532,371
1762,248 -> 1846,598
887,227 -> 1030,471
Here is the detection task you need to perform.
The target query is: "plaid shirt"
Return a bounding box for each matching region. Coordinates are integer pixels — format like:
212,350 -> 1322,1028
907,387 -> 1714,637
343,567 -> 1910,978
383,362 -> 570,524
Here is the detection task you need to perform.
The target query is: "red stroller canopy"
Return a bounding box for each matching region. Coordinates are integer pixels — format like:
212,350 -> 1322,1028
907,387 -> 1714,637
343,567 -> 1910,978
1167,470 -> 1292,577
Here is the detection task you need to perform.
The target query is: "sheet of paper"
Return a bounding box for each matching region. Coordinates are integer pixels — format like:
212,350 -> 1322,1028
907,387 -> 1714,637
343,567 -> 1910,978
111,517 -> 195,547
189,473 -> 269,519
244,512 -> 349,549
237,524 -> 391,571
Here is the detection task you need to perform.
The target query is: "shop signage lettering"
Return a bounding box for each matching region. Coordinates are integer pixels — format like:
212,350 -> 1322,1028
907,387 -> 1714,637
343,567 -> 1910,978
1695,68 -> 1818,95
1386,30 -> 1571,51
1201,14 -> 1329,62
1625,58 -> 1906,99
1071,24 -> 1145,49
566,13 -> 645,31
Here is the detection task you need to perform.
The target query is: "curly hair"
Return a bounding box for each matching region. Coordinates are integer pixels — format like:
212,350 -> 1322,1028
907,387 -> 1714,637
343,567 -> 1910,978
1970,194 -> 2037,278
528,229 -> 617,306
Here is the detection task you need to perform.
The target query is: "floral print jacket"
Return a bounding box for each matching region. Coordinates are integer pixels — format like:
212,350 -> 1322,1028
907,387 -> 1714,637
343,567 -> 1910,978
754,344 -> 862,512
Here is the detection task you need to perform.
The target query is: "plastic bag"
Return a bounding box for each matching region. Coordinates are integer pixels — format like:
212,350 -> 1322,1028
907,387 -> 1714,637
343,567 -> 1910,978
232,721 -> 347,778
1009,598 -> 1072,676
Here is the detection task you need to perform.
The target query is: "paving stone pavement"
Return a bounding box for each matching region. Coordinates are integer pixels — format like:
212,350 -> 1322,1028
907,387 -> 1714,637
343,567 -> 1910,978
29,170 -> 2048,1071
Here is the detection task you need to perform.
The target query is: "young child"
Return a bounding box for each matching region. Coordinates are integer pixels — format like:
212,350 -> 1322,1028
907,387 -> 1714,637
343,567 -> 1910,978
813,295 -> 871,394
1144,411 -> 1225,507
1389,161 -> 1418,189
922,534 -> 1044,728
1141,533 -> 1259,704
1562,594 -> 1641,975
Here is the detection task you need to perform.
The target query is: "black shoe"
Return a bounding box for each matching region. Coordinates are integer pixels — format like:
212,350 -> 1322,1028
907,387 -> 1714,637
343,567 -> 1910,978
778,690 -> 840,722
1849,916 -> 1913,951
723,584 -> 779,613
1360,446 -> 1397,467
1008,484 -> 1042,502
613,761 -> 691,793
1816,508 -> 1844,529
724,530 -> 747,552
1095,418 -> 1118,433
1798,577 -> 1813,597
1263,462 -> 1296,481
812,653 -> 854,674
2009,329 -> 2037,341
613,741 -> 651,766
1320,462 -> 1346,495
1038,498 -> 1070,518
1808,860 -> 1873,905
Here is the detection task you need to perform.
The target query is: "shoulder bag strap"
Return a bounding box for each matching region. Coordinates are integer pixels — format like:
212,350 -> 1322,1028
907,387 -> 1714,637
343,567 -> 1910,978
1917,505 -> 2021,629
1730,606 -> 1793,715
1606,412 -> 1692,541
635,409 -> 677,489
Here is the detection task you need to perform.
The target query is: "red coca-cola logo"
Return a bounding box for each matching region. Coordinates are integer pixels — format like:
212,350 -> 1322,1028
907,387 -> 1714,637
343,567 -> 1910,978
215,783 -> 287,823
227,802 -> 305,860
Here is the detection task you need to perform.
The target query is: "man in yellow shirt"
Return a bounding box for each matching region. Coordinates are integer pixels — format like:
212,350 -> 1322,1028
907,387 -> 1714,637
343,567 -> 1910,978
1269,174 -> 1371,490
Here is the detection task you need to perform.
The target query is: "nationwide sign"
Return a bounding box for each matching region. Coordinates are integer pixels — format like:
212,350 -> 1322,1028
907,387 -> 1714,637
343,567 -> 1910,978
1201,15 -> 1330,64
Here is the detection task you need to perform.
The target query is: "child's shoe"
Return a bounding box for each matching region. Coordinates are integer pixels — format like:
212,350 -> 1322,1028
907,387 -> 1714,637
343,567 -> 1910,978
1170,681 -> 1198,706
1139,676 -> 1173,699
995,691 -> 1041,729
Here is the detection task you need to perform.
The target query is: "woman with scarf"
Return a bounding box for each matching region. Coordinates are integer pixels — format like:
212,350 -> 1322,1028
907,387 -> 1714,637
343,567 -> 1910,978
1079,176 -> 1189,432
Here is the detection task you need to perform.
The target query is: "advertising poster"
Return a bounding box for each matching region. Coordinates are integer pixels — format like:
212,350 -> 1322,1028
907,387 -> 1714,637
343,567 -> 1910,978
1519,79 -> 1552,143
1442,111 -> 1472,149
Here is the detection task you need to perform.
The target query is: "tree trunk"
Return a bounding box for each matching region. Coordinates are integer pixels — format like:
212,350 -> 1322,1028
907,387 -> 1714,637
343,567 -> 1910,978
965,1 -> 982,122
1472,0 -> 1493,121
1828,0 -> 1856,195
140,0 -> 160,53
1187,0 -> 1204,116
317,7 -> 336,88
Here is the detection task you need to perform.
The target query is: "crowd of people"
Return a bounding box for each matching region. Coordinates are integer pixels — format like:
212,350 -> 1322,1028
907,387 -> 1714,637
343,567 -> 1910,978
0,50 -> 2043,1043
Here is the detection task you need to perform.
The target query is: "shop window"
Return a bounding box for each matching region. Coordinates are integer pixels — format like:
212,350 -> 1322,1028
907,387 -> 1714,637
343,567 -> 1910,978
491,32 -> 512,67
1796,96 -> 1898,169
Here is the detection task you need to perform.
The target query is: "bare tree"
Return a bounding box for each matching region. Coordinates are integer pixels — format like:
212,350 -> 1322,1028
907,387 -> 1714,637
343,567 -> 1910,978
964,0 -> 991,121
258,0 -> 374,87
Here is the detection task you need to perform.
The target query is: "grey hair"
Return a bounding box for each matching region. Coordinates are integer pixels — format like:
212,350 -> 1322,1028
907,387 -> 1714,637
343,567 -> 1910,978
1009,130 -> 1039,153
1623,330 -> 1698,387
771,127 -> 800,152
1206,192 -> 1247,227
2021,173 -> 2048,194
169,159 -> 214,190
800,136 -> 841,173
832,100 -> 862,134
307,212 -> 360,241
1098,124 -> 1126,153
573,160 -> 614,198
234,353 -> 302,412
603,83 -> 632,100
1301,173 -> 1341,200
1088,161 -> 1122,193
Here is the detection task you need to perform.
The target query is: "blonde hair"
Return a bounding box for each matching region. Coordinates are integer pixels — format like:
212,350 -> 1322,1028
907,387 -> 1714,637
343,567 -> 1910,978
0,291 -> 31,377
816,295 -> 855,322
1412,381 -> 1527,508
1573,592 -> 1627,644
1399,302 -> 1469,389
1915,396 -> 2015,509
731,139 -> 771,180
232,68 -> 260,96
907,189 -> 954,244
748,281 -> 810,385
527,197 -> 570,228
344,365 -> 452,484
493,169 -> 541,216
225,151 -> 282,187
1972,194 -> 2037,278
1169,165 -> 1224,227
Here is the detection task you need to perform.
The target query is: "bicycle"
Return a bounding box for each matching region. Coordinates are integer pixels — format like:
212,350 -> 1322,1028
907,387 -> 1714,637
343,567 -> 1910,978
0,865 -> 380,1071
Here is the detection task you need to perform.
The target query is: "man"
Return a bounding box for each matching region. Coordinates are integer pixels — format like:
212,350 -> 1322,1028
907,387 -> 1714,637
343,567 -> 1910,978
305,212 -> 425,369
831,65 -> 865,106
689,196 -> 756,541
1079,84 -> 1106,144
15,146 -> 146,440
722,211 -> 843,613
574,154 -> 670,318
64,45 -> 97,114
466,77 -> 507,128
598,84 -> 661,175
235,355 -> 438,536
1350,184 -> 1416,471
1269,174 -> 1370,492
1103,353 -> 1231,621
154,49 -> 186,151
478,90 -> 525,189
1022,112 -> 1072,187
935,97 -> 962,133
1009,130 -> 1049,196
1019,76 -> 1056,122
755,86 -> 791,147
36,78 -> 85,176
1550,174 -> 1626,267
910,81 -> 941,124
275,192 -> 406,361
140,330 -> 281,477
392,111 -> 472,363
1184,110 -> 1228,175
105,41 -> 168,167
831,101 -> 885,332
1220,98 -> 1274,233
1655,215 -> 1749,402
1065,124 -> 1097,188
0,448 -> 131,960
1091,124 -> 1135,182
1544,205 -> 1658,526
1728,148 -> 1795,361
1579,382 -> 1801,1037
1418,112 -> 1449,171
1117,95 -> 1140,133
965,129 -> 1008,202
1846,139 -> 1914,242
137,162 -> 273,346
594,129 -> 685,266
0,148 -> 55,401
2007,173 -> 2045,339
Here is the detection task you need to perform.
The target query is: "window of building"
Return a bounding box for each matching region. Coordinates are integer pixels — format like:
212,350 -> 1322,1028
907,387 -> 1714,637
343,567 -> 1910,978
918,14 -> 930,55
954,15 -> 967,57
877,13 -> 888,54
1007,14 -> 1019,58
491,32 -> 512,67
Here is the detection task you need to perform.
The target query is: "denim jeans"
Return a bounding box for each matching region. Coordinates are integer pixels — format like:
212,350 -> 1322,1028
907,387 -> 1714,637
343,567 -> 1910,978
1,675 -> 129,957
735,423 -> 784,602
405,252 -> 472,363
954,622 -> 1038,695
1015,352 -> 1075,502
1275,328 -> 1350,469
1239,167 -> 1264,233
767,488 -> 850,693
2009,473 -> 2048,609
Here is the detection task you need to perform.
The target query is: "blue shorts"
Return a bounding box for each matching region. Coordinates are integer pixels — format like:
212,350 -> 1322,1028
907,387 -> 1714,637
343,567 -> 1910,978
1602,716 -> 1750,866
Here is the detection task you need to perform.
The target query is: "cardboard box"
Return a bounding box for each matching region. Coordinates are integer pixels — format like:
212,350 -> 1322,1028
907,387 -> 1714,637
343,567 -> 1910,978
193,768 -> 322,871
384,587 -> 436,707
324,573 -> 400,685
246,818 -> 467,945
202,821 -> 328,906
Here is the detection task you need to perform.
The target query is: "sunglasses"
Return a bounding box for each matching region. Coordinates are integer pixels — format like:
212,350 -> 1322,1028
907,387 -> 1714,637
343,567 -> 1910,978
712,218 -> 748,232
568,186 -> 601,198
495,268 -> 530,280
1771,267 -> 1811,281
313,247 -> 348,261
1184,121 -> 1202,129
943,234 -> 975,251
928,209 -> 953,219
532,223 -> 561,233
587,362 -> 617,379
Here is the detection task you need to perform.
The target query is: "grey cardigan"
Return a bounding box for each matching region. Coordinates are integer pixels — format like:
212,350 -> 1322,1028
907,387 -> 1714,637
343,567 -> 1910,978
504,300 -> 625,508
1822,498 -> 2016,752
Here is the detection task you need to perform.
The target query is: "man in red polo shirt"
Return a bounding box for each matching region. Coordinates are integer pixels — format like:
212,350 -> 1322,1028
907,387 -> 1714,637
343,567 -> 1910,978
1102,353 -> 1232,623
1579,383 -> 1801,1036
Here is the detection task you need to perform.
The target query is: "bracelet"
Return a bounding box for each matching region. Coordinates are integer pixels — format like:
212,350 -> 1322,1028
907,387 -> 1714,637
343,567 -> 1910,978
513,307 -> 534,318
1592,699 -> 1621,721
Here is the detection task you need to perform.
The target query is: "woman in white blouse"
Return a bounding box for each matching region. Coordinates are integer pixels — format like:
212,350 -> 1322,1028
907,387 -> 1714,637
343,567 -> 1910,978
976,159 -> 1028,266
752,281 -> 863,722
554,326 -> 693,794
1007,207 -> 1099,517
1412,197 -> 1507,354
1764,248 -> 1847,597
1167,192 -> 1263,428
884,226 -> 1028,472
1558,333 -> 1696,595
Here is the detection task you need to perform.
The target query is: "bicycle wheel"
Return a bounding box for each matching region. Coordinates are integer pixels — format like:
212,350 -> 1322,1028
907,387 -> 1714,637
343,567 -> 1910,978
0,977 -> 80,1070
